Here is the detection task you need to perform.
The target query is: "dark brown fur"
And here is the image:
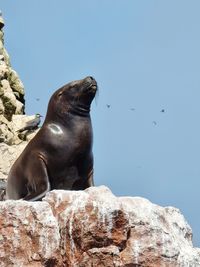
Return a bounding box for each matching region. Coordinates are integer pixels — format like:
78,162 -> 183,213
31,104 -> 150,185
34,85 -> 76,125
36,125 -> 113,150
6,76 -> 97,201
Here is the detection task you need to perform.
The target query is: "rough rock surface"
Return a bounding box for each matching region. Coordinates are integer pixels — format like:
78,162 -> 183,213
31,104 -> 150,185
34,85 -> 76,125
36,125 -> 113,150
0,14 -> 39,149
0,114 -> 39,145
0,200 -> 61,266
0,16 -> 25,122
0,142 -> 27,180
0,186 -> 199,267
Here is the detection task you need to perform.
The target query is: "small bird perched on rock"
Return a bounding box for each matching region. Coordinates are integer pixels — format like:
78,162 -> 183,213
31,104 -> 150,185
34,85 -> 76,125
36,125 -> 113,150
17,113 -> 42,133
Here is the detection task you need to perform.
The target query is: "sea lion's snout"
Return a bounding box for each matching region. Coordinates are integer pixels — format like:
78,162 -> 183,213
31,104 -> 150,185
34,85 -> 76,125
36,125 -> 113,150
84,76 -> 97,92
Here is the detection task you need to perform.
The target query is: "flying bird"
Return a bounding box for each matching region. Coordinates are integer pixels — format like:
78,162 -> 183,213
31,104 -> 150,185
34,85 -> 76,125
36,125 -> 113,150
106,104 -> 111,108
152,121 -> 157,125
130,108 -> 135,111
161,109 -> 165,113
17,114 -> 42,133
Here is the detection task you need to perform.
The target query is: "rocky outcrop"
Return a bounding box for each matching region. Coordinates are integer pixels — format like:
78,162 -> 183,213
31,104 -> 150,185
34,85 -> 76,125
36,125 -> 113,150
0,200 -> 61,266
0,186 -> 199,267
0,14 -> 40,182
0,14 -> 25,122
0,141 -> 27,180
0,13 -> 37,148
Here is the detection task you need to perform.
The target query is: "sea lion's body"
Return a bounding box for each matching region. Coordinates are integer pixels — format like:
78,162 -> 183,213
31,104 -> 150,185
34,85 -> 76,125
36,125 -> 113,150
6,76 -> 97,201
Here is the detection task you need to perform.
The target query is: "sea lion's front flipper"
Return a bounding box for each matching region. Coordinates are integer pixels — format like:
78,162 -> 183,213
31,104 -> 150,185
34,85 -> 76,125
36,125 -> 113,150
72,168 -> 94,190
23,155 -> 50,201
86,169 -> 94,187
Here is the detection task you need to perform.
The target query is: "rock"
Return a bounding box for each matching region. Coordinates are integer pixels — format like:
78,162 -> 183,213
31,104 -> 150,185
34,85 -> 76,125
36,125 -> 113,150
0,63 -> 8,78
0,13 -> 25,123
15,100 -> 24,115
0,98 -> 4,114
0,123 -> 14,144
0,200 -> 61,266
0,78 -> 24,120
12,114 -> 40,132
1,79 -> 17,120
0,115 -> 15,145
0,142 -> 27,179
0,11 -> 4,29
44,186 -> 200,267
0,186 -> 198,266
8,69 -> 25,96
0,114 -> 39,145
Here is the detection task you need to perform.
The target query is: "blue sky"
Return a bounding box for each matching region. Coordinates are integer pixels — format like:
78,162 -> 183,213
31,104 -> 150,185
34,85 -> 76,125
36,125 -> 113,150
1,1 -> 200,246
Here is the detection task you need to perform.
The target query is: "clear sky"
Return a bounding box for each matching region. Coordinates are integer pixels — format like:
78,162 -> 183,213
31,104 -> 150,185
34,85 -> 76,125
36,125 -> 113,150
1,1 -> 200,246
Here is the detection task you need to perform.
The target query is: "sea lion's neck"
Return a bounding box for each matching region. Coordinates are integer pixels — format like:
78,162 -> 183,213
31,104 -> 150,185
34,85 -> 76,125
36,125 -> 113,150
69,103 -> 91,117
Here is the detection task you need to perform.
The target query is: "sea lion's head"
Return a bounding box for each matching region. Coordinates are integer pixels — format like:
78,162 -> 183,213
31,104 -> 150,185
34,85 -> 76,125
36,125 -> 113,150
62,76 -> 97,106
46,76 -> 98,119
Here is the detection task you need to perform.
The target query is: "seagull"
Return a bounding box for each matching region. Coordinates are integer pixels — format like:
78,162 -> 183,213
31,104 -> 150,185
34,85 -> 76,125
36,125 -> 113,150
161,109 -> 165,113
17,114 -> 42,133
106,104 -> 111,108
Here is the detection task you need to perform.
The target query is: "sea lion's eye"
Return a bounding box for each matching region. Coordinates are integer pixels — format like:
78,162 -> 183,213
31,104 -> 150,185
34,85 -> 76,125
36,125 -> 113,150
69,85 -> 75,89
58,92 -> 62,97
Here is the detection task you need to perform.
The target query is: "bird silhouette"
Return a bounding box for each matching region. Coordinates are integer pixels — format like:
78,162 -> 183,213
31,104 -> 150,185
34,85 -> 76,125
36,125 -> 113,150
17,114 -> 42,133
106,104 -> 111,108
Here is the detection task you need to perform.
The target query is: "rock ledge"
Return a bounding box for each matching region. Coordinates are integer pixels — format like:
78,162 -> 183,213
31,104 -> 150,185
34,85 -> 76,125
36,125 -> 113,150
0,186 -> 199,267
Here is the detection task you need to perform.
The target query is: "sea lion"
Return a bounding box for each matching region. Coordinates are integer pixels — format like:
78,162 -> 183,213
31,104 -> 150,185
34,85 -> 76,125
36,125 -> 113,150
6,76 -> 97,201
